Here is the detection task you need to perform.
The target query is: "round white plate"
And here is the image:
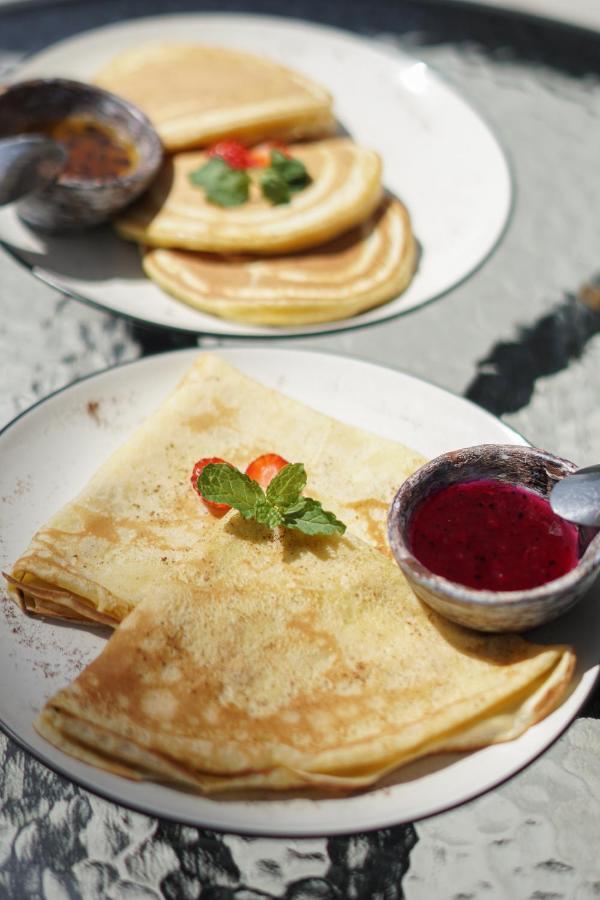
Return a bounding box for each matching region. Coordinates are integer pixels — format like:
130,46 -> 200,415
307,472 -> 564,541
0,13 -> 512,338
1,348 -> 595,837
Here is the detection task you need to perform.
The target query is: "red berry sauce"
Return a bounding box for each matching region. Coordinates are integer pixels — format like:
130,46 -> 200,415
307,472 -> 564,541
408,479 -> 579,591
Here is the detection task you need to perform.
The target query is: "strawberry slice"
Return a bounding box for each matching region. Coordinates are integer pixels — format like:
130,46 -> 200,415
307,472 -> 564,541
245,453 -> 289,489
208,139 -> 253,170
191,456 -> 232,515
248,141 -> 291,168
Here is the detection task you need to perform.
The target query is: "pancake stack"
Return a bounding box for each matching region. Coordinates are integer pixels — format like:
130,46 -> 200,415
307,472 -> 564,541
94,43 -> 417,325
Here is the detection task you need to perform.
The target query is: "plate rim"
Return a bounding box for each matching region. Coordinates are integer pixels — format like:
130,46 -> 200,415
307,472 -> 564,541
0,10 -> 514,340
1,347 -> 597,835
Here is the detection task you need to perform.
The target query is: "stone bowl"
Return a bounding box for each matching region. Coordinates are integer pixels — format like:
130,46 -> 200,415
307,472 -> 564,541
387,444 -> 600,632
0,78 -> 163,231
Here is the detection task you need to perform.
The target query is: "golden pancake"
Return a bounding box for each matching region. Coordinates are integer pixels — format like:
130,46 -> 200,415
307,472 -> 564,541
115,138 -> 383,254
7,354 -> 425,625
142,197 -> 417,325
36,514 -> 574,794
94,43 -> 334,151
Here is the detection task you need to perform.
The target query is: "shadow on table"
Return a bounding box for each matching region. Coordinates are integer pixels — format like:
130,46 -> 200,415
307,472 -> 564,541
465,285 -> 600,722
465,288 -> 600,417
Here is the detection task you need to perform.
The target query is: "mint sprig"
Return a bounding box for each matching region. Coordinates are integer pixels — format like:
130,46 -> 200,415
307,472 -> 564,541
188,158 -> 250,207
189,151 -> 311,208
197,462 -> 345,536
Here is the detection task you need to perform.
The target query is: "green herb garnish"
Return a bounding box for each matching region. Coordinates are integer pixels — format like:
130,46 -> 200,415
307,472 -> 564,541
270,150 -> 312,189
198,462 -> 346,536
189,150 -> 311,208
188,158 -> 250,207
259,150 -> 311,205
260,170 -> 291,205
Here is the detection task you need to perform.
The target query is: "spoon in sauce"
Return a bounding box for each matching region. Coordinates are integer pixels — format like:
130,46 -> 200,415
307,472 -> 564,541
0,135 -> 67,205
0,79 -> 163,231
549,464 -> 600,527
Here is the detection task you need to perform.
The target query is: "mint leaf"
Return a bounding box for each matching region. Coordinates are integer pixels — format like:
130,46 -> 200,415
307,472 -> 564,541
198,463 -> 264,518
260,153 -> 311,205
283,497 -> 346,536
266,463 -> 306,509
260,170 -> 290,205
270,150 -> 311,191
189,158 -> 250,207
188,158 -> 224,188
254,501 -> 284,529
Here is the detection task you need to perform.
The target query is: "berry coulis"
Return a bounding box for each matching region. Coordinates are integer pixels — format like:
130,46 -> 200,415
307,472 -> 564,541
408,479 -> 579,591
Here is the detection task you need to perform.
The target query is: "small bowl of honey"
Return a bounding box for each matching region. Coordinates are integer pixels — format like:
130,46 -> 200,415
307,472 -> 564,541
0,78 -> 163,231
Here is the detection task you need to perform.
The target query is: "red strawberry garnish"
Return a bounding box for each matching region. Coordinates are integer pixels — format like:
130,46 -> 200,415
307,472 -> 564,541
208,140 -> 253,170
245,453 -> 289,489
191,456 -> 232,516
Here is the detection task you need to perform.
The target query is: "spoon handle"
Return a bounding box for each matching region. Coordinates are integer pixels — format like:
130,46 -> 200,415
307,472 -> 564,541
0,135 -> 66,206
550,466 -> 600,528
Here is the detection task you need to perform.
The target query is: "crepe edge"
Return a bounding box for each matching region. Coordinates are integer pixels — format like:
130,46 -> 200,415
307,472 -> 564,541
4,571 -> 121,627
33,646 -> 575,797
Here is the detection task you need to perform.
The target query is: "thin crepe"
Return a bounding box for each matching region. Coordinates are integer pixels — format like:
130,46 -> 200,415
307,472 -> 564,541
36,514 -> 575,793
142,196 -> 417,325
94,43 -> 334,151
8,354 -> 424,625
115,138 -> 383,255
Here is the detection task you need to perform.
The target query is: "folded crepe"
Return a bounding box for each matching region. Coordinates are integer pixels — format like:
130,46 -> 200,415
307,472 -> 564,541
37,514 -> 575,793
115,138 -> 383,255
142,196 -> 417,325
94,43 -> 334,151
7,353 -> 425,625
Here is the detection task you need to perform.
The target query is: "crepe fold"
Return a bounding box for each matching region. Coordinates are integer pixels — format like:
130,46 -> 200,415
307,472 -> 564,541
37,516 -> 574,794
142,197 -> 417,325
115,138 -> 383,255
7,353 -> 425,625
94,43 -> 334,152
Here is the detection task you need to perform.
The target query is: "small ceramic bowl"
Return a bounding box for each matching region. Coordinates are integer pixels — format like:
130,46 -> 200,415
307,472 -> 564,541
0,78 -> 163,231
387,444 -> 600,632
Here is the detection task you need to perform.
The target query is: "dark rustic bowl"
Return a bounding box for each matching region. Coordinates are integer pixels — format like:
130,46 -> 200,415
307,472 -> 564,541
387,444 -> 600,632
0,78 -> 163,231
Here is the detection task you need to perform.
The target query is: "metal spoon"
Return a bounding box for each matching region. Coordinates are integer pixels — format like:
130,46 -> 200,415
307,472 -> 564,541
0,135 -> 67,206
550,464 -> 600,527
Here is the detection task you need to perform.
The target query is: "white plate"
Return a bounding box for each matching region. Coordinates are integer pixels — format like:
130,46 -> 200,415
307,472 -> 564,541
0,13 -> 512,338
2,348 -> 595,836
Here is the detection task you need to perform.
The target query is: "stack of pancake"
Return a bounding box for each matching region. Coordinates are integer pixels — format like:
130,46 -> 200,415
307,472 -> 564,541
94,44 -> 417,325
7,354 -> 574,795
